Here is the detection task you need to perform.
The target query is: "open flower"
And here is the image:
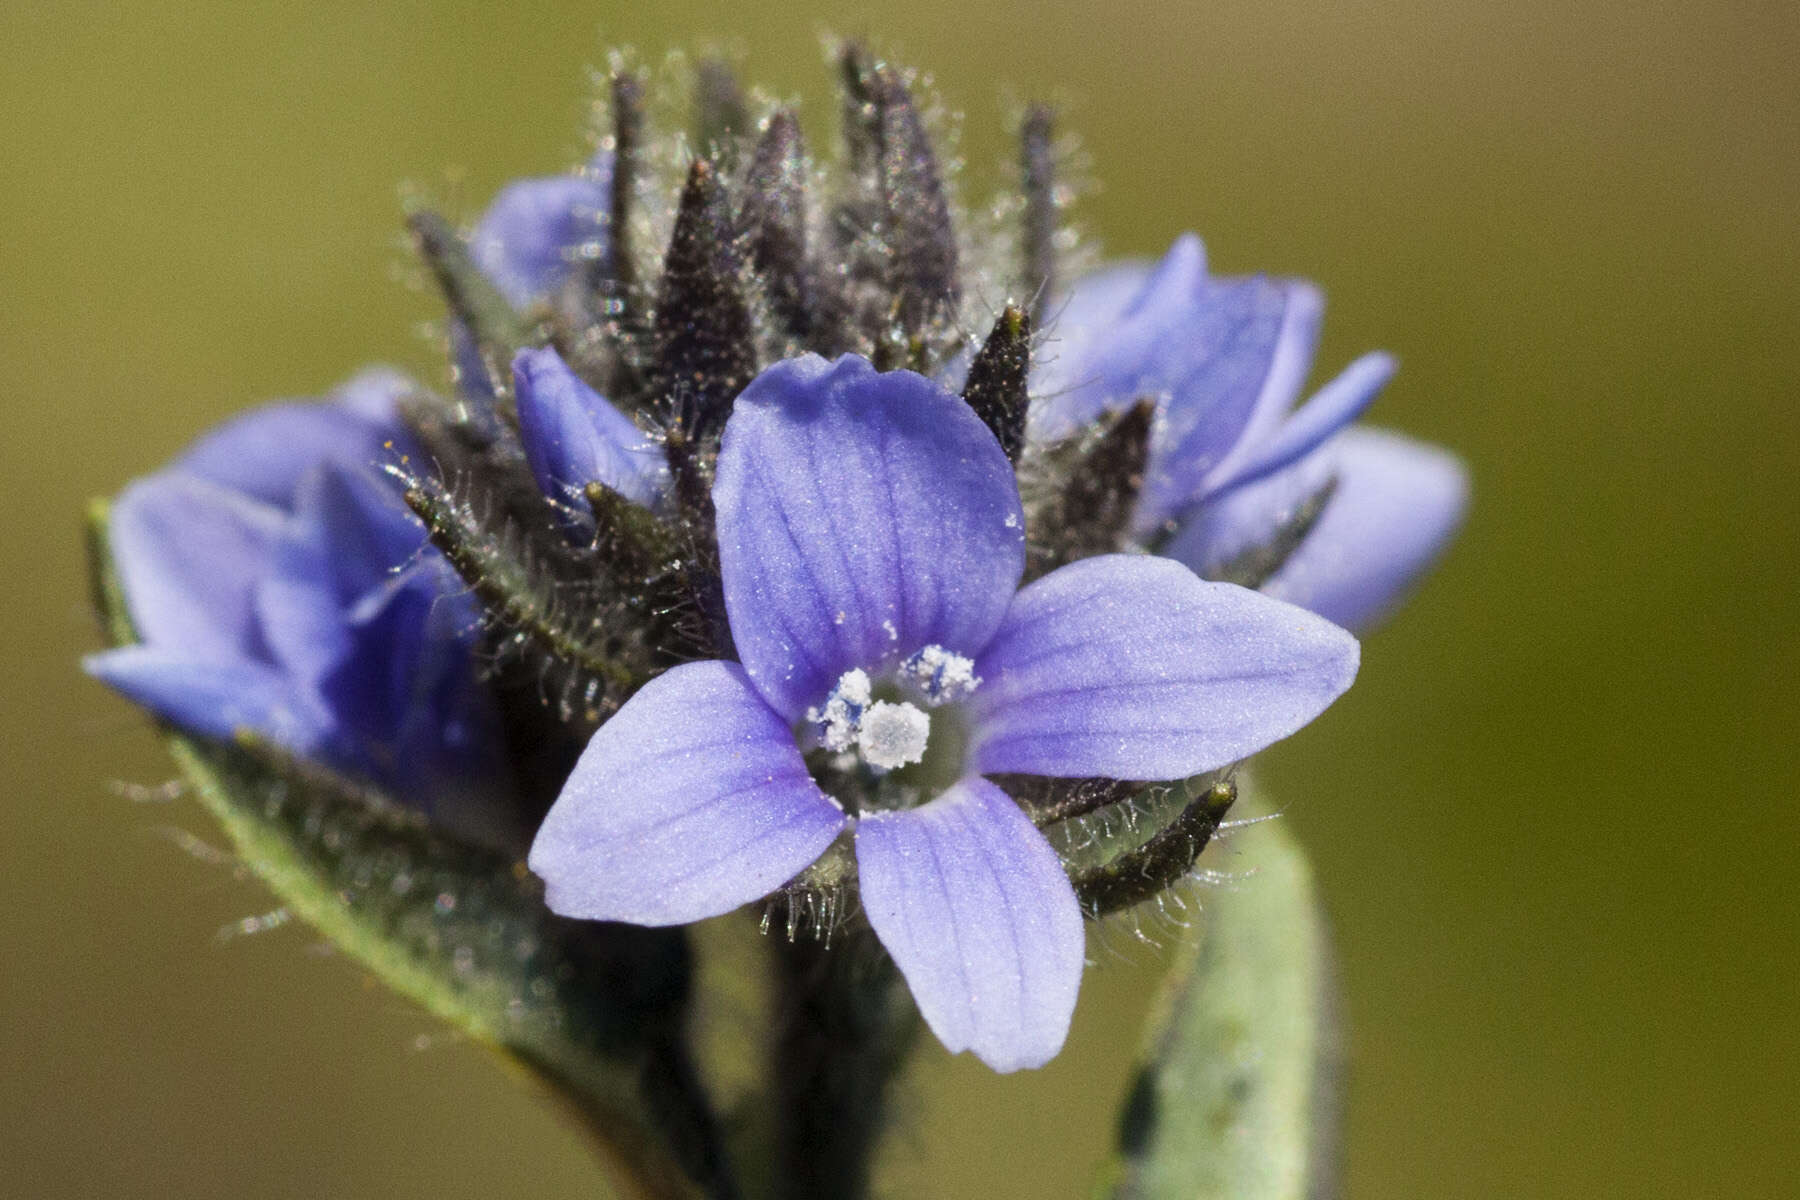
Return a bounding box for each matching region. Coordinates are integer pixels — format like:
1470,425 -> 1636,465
84,371 -> 512,844
528,354 -> 1359,1071
1036,234 -> 1467,630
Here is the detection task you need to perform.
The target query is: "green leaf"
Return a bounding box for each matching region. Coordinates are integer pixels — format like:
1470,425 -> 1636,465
1104,783 -> 1344,1200
86,500 -> 730,1200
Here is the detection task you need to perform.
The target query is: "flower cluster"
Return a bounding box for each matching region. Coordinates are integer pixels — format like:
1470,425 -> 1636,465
87,47 -> 1463,1075
84,371 -> 515,847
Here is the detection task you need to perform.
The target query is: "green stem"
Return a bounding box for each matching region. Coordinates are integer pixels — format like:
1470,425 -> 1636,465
768,929 -> 919,1200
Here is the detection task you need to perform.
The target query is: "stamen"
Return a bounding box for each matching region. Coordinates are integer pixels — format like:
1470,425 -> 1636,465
806,654 -> 973,773
806,668 -> 872,752
898,644 -> 980,705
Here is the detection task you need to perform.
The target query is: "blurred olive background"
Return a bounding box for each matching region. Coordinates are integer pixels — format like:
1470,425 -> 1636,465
4,1 -> 1796,1196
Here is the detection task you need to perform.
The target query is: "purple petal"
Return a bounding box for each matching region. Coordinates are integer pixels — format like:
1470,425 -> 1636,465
327,366 -> 414,423
714,355 -> 1026,721
1133,277 -> 1322,530
1160,432 -> 1339,578
1029,235 -> 1326,535
856,776 -> 1084,1073
255,532 -> 349,687
513,347 -> 668,515
1047,259 -> 1157,348
109,473 -> 285,661
470,168 -> 610,308
529,661 -> 847,925
84,645 -> 328,751
257,464 -> 427,685
1029,235 -> 1207,442
454,163 -> 612,403
1203,350 -> 1396,498
1013,256 -> 1155,405
173,370 -> 416,509
1192,427 -> 1469,632
319,560 -> 500,816
969,555 -> 1359,779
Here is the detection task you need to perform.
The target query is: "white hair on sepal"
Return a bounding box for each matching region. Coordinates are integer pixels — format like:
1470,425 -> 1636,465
112,777 -> 186,804
760,874 -> 855,948
1086,851 -> 1263,967
147,823 -> 238,872
214,906 -> 293,946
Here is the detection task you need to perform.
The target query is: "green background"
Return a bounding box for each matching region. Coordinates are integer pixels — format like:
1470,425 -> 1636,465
4,1 -> 1795,1195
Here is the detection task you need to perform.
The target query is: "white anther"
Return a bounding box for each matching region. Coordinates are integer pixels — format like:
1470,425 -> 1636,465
856,701 -> 931,770
836,669 -> 872,706
899,644 -> 981,705
806,669 -> 872,752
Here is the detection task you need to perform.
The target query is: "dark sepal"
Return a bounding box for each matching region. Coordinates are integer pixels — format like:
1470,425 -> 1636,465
837,44 -> 961,357
583,480 -> 681,579
654,159 -> 758,448
739,109 -> 818,344
1069,778 -> 1237,918
961,305 -> 1032,463
593,70 -> 647,324
1187,476 -> 1339,588
406,208 -> 535,413
589,477 -> 734,668
652,157 -> 758,564
402,472 -> 643,721
993,773 -> 1142,827
836,41 -> 880,186
1028,399 -> 1157,575
693,57 -> 750,167
554,70 -> 653,406
1019,103 -> 1059,324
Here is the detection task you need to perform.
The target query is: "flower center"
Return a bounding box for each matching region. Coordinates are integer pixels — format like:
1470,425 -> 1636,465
803,645 -> 980,780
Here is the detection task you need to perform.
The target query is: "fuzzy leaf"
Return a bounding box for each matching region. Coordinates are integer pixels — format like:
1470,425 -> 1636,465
86,501 -> 733,1200
1105,783 -> 1343,1200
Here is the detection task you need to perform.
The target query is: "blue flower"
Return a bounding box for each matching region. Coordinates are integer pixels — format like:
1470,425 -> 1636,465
527,354 -> 1359,1072
468,158 -> 612,311
512,346 -> 669,524
1035,234 -> 1468,630
84,370 -> 513,845
454,157 -> 610,401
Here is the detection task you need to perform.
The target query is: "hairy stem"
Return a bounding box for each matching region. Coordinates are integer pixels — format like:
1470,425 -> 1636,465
768,929 -> 919,1200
